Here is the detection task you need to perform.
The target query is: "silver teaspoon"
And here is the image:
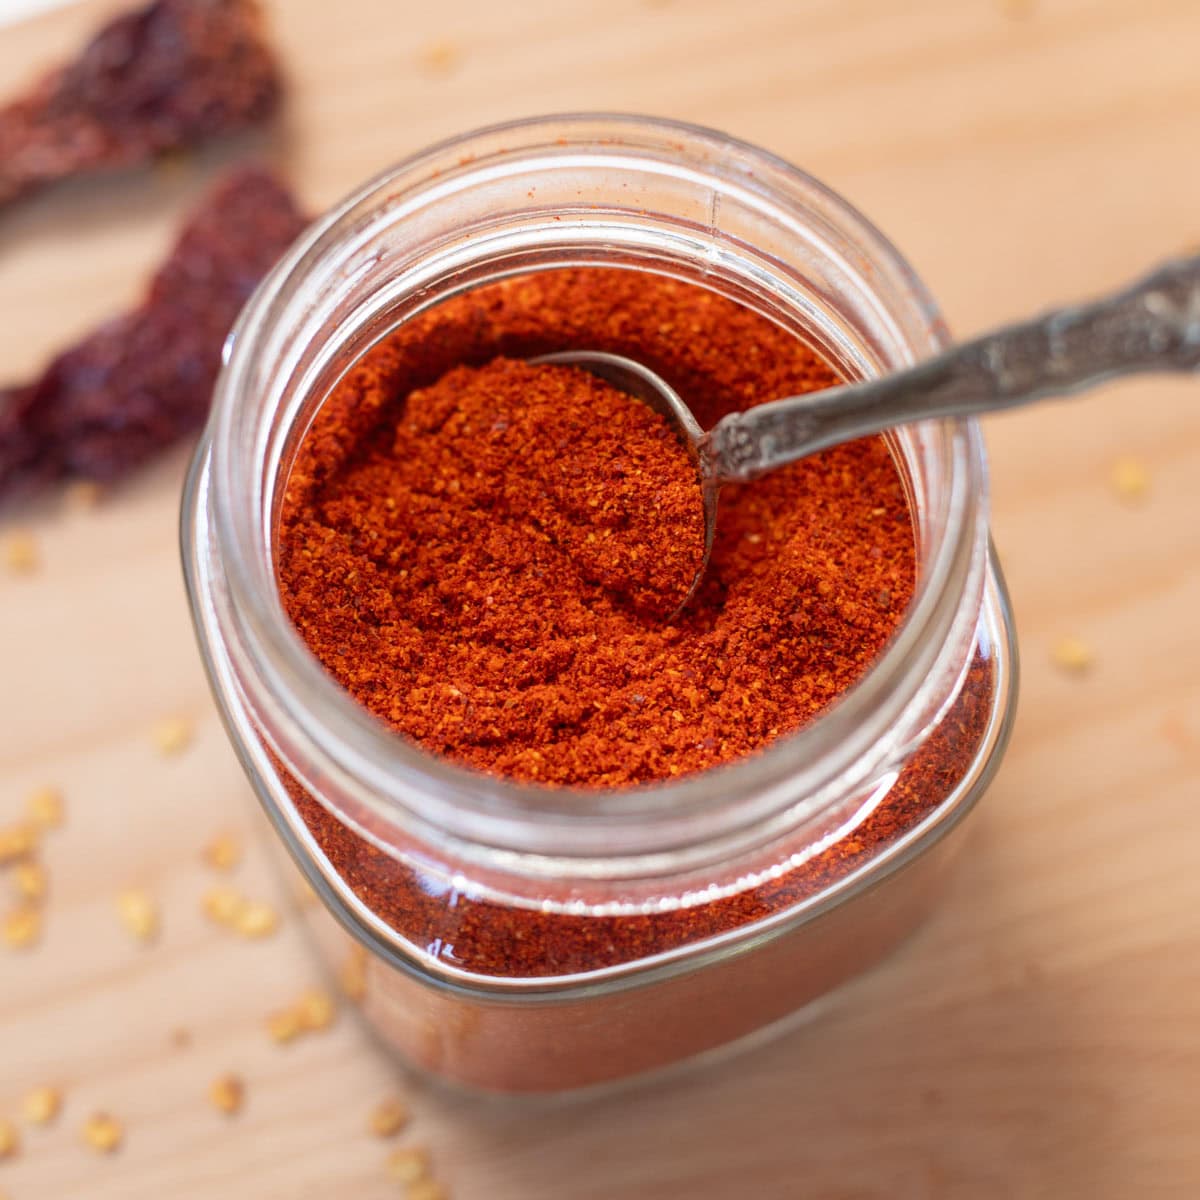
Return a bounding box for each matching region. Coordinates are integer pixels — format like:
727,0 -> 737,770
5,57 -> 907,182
534,253 -> 1200,617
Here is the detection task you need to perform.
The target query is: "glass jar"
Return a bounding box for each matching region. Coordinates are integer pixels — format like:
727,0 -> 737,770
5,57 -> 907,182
181,114 -> 1017,1095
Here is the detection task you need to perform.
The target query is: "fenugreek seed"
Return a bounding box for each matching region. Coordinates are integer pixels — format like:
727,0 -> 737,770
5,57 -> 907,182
0,1119 -> 18,1159
233,900 -> 278,939
369,1097 -> 410,1138
1110,456 -> 1149,503
14,860 -> 47,903
116,889 -> 159,943
209,1073 -> 244,1115
152,715 -> 194,756
26,785 -> 64,830
3,905 -> 41,950
1052,636 -> 1094,674
296,988 -> 336,1031
406,1181 -> 448,1200
266,1008 -> 303,1044
386,1145 -> 431,1184
3,529 -> 39,574
82,1112 -> 122,1154
0,823 -> 37,864
22,1084 -> 62,1125
203,832 -> 242,872
418,39 -> 460,74
202,885 -> 244,925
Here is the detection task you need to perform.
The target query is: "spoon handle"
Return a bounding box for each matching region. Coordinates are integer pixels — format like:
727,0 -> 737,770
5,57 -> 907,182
704,254 -> 1200,484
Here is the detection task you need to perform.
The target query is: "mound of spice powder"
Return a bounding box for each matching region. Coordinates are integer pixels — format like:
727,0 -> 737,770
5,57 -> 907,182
330,356 -> 707,625
275,267 -> 996,975
278,271 -> 914,787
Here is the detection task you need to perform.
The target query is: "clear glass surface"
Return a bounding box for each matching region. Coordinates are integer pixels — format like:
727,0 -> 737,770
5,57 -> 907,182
181,114 -> 1018,1091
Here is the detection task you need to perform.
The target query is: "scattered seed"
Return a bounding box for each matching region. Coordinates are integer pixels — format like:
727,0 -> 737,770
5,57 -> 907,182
339,945 -> 368,1001
3,905 -> 41,950
171,1027 -> 192,1050
369,1097 -> 410,1138
0,1119 -> 18,1159
0,823 -> 37,864
418,39 -> 460,75
386,1146 -> 431,1184
1110,456 -> 1149,503
152,715 -> 194,756
202,885 -> 244,926
266,1007 -> 303,1044
203,888 -> 281,937
82,1112 -> 122,1154
406,1182 -> 448,1200
2,530 -> 39,574
203,832 -> 242,872
22,1085 -> 62,1126
233,900 -> 278,939
209,1073 -> 244,1115
14,860 -> 47,903
116,888 -> 159,943
26,786 -> 64,830
1051,636 -> 1094,674
297,988 -> 336,1031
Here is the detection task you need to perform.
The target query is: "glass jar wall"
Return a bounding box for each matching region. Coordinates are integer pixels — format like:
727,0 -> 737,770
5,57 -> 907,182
182,114 -> 1017,1093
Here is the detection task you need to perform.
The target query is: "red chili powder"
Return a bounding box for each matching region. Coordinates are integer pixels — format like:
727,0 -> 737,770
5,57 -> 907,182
274,267 -> 996,977
310,355 -> 708,630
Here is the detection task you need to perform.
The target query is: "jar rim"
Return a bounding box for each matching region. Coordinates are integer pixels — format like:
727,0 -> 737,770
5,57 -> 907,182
191,112 -> 990,871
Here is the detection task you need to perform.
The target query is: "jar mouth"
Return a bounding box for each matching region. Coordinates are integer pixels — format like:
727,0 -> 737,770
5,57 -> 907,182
195,112 -> 989,871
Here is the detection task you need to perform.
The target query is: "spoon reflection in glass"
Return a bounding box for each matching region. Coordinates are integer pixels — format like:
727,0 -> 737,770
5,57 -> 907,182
534,253 -> 1200,618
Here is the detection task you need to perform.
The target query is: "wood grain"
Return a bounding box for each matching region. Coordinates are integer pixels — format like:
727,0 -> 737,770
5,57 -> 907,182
2,1 -> 1199,1197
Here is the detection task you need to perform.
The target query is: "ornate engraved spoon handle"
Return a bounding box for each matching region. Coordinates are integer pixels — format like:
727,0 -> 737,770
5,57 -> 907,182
704,255 -> 1200,484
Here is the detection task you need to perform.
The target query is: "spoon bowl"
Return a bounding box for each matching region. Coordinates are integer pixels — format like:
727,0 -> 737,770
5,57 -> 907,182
531,350 -> 718,618
532,252 -> 1200,618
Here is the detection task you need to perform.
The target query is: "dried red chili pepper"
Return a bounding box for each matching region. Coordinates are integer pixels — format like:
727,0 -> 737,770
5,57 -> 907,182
0,0 -> 281,208
0,166 -> 306,499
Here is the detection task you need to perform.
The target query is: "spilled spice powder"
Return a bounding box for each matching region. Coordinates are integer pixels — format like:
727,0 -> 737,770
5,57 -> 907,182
274,267 -> 997,977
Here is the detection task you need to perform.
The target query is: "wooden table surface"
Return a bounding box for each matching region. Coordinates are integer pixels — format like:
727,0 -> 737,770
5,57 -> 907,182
2,1 -> 1199,1197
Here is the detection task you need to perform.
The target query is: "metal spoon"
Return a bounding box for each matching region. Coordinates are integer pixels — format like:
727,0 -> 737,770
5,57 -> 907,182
535,254 -> 1200,617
